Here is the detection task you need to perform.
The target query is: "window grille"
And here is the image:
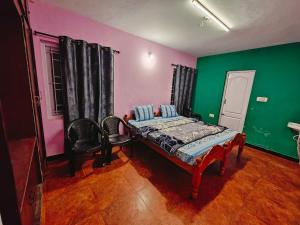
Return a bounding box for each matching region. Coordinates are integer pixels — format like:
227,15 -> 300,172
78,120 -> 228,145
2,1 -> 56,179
44,45 -> 63,116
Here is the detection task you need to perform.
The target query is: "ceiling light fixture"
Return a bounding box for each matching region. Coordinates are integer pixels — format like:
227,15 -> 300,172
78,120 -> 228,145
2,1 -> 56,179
148,52 -> 153,59
192,0 -> 230,32
199,16 -> 209,27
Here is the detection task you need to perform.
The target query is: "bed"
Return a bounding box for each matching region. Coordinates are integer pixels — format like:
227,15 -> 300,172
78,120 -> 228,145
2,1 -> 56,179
123,112 -> 246,199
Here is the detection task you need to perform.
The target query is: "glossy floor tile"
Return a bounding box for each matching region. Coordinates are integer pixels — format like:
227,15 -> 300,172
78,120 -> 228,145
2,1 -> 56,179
43,145 -> 300,225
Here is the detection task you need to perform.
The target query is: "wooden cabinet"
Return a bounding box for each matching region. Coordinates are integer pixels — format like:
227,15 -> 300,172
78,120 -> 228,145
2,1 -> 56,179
0,0 -> 45,225
8,138 -> 42,225
21,143 -> 41,225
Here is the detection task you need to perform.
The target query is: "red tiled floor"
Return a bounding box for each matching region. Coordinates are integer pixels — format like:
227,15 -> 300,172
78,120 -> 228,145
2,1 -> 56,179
43,145 -> 300,225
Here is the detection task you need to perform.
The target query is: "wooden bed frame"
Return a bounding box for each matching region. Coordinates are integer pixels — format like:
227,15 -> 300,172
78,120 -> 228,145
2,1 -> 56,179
123,112 -> 246,199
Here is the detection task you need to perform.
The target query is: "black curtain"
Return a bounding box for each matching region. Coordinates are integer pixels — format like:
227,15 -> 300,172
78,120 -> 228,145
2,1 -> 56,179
59,36 -> 114,126
171,65 -> 197,116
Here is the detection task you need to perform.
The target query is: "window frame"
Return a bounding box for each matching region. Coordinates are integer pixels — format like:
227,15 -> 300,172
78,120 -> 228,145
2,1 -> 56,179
41,42 -> 63,119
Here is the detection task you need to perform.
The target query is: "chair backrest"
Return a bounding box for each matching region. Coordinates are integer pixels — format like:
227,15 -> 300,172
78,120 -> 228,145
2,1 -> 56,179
67,118 -> 101,145
101,116 -> 122,136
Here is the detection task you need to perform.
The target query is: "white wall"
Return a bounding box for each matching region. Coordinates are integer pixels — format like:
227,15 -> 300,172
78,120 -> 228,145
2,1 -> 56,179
0,213 -> 3,225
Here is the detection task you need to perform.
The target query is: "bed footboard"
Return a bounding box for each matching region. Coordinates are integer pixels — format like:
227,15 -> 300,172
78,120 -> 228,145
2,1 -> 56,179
192,145 -> 225,199
123,113 -> 246,200
191,133 -> 246,199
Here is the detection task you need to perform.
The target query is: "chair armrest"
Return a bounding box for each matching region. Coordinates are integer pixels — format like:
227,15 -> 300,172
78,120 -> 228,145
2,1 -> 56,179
120,119 -> 134,137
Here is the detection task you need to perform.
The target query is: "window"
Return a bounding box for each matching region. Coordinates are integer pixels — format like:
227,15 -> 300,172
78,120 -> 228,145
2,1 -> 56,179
42,43 -> 63,117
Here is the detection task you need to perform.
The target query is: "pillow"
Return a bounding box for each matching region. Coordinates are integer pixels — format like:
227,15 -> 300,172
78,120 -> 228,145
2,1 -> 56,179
134,104 -> 154,121
160,105 -> 178,118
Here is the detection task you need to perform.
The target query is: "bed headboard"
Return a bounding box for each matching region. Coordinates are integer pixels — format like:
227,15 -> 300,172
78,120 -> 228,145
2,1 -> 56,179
123,111 -> 161,123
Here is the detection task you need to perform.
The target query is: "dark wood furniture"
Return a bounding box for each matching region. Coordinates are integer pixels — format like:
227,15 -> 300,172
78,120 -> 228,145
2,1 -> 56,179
124,112 -> 246,199
0,0 -> 45,224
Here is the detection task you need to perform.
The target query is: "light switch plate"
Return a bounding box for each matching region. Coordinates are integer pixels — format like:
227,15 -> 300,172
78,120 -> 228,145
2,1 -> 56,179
256,97 -> 268,102
209,113 -> 215,118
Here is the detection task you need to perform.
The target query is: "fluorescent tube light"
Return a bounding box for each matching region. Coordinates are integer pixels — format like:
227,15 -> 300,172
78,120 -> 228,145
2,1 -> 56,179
192,0 -> 230,32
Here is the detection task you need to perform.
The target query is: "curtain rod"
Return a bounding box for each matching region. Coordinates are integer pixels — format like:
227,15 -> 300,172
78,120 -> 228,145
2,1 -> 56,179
33,31 -> 120,54
172,64 -> 196,69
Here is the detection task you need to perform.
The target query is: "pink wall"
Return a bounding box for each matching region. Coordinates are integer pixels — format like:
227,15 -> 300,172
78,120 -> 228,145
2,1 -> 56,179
29,1 -> 196,156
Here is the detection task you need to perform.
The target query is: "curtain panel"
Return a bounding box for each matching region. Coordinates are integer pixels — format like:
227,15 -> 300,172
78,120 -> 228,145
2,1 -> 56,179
171,65 -> 197,116
59,36 -> 114,128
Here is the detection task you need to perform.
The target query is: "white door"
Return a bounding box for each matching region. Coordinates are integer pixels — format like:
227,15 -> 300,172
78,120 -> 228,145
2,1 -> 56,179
219,70 -> 255,132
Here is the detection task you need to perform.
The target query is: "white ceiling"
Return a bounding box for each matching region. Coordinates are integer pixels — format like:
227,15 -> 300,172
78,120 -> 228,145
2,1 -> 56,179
43,0 -> 300,57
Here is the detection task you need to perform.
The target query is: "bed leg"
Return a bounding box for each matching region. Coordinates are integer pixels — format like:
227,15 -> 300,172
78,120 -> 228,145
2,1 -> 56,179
220,142 -> 231,176
220,151 -> 229,176
237,133 -> 246,161
192,165 -> 203,199
220,159 -> 226,176
237,146 -> 243,161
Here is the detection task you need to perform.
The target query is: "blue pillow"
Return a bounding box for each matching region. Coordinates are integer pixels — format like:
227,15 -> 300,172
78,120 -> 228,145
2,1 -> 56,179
160,105 -> 178,118
134,104 -> 154,121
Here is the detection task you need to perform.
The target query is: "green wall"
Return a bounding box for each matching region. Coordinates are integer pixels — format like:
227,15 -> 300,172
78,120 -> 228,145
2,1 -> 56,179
193,43 -> 300,159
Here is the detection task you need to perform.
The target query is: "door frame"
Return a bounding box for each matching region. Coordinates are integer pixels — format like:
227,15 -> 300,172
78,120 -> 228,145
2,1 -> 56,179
218,70 -> 256,132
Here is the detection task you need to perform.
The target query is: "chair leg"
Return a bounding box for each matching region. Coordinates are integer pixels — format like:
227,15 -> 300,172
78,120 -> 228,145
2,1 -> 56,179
129,143 -> 133,158
106,145 -> 112,164
69,153 -> 75,177
93,149 -> 106,168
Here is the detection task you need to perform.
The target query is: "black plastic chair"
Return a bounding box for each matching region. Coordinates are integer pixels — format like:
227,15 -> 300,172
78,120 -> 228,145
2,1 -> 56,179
101,116 -> 133,164
66,118 -> 103,176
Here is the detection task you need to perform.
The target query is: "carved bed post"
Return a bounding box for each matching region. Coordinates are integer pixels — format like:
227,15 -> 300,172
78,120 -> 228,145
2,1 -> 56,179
123,114 -> 129,123
191,144 -> 227,199
192,158 -> 203,199
237,133 -> 246,161
220,142 -> 231,176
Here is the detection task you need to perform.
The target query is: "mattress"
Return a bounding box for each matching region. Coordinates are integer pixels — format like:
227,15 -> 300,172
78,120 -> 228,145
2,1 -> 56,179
129,116 -> 238,165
